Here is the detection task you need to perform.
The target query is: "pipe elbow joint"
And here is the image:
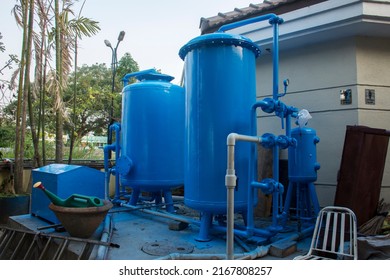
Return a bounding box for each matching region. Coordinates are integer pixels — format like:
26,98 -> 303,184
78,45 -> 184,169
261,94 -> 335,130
104,144 -> 116,153
109,122 -> 121,133
258,98 -> 276,114
227,133 -> 238,146
269,16 -> 284,25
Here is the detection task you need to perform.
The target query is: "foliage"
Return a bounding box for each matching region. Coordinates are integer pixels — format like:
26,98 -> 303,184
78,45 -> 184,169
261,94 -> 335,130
1,1 -> 139,194
0,32 -> 18,119
0,126 -> 15,148
64,63 -> 112,138
63,52 -> 139,144
0,32 -> 19,78
0,33 -> 4,53
0,54 -> 139,158
116,52 -> 140,86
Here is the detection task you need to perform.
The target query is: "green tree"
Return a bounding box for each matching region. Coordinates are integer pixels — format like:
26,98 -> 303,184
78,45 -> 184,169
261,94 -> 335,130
113,52 -> 139,119
53,0 -> 100,163
5,0 -> 100,192
1,50 -> 139,161
63,53 -> 139,147
116,52 -> 139,87
63,63 -> 112,140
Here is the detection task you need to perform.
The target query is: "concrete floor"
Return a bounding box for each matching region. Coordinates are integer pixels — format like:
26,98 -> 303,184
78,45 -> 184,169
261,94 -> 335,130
6,201 -> 312,260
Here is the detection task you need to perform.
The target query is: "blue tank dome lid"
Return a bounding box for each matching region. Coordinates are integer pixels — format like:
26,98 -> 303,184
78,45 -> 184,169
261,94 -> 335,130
136,72 -> 174,83
179,32 -> 261,60
122,69 -> 175,87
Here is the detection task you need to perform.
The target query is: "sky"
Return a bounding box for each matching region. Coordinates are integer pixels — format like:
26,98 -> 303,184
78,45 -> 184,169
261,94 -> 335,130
0,0 -> 255,87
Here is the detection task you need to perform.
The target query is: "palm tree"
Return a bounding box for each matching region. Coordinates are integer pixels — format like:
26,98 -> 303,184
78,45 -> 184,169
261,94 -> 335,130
13,0 -> 34,194
35,0 -> 53,166
11,0 -> 100,192
53,0 -> 100,163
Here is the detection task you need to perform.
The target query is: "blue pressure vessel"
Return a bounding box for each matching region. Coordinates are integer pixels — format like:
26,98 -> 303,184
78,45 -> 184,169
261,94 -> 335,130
179,33 -> 261,215
288,127 -> 320,183
118,71 -> 184,192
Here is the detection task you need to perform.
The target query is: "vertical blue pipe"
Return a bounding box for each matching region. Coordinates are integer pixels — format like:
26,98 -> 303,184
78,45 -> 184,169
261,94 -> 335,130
246,102 -> 268,236
309,182 -> 320,216
286,114 -> 292,137
113,123 -> 122,199
272,144 -> 280,228
270,17 -> 283,100
218,14 -> 283,101
272,22 -> 279,100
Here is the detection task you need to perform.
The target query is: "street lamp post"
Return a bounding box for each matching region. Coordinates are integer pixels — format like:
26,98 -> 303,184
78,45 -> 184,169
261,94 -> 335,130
105,31 -> 125,156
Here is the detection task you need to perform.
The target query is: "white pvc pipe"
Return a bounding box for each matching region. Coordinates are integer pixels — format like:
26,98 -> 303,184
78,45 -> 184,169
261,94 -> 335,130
226,133 -> 263,260
156,245 -> 270,260
120,202 -> 196,224
96,213 -> 113,260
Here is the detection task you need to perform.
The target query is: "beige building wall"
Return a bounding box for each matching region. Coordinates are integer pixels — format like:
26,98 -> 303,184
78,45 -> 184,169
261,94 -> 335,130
355,36 -> 390,200
255,36 -> 390,206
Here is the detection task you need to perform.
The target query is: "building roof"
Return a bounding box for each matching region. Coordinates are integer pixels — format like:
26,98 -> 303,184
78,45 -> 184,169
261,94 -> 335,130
200,0 -> 327,34
201,0 -> 390,52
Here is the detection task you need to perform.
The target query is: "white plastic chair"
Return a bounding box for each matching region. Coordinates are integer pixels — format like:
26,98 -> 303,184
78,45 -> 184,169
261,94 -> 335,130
294,206 -> 358,260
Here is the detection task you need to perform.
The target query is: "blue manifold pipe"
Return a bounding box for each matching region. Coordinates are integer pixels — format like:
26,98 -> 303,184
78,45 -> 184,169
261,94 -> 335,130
218,13 -> 284,101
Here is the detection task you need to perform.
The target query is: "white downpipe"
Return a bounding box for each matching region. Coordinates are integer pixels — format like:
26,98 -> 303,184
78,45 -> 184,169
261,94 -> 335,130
96,213 -> 113,260
120,202 -> 196,224
226,133 -> 263,260
156,245 -> 270,260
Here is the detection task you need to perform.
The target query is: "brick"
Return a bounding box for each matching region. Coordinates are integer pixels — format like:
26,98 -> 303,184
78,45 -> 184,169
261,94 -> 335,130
168,221 -> 189,231
269,240 -> 297,258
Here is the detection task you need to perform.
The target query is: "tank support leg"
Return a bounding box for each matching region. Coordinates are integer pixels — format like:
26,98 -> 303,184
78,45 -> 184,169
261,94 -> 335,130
308,182 -> 320,217
129,189 -> 141,206
280,182 -> 294,227
163,190 -> 175,213
196,212 -> 213,242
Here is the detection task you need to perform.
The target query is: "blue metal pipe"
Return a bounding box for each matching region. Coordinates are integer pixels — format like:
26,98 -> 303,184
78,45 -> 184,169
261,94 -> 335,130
286,114 -> 292,137
103,123 -> 122,200
271,144 -> 280,229
213,223 -> 274,239
217,13 -> 281,33
270,17 -> 283,100
103,144 -> 115,200
218,14 -> 283,102
110,123 -> 122,200
247,101 -> 276,231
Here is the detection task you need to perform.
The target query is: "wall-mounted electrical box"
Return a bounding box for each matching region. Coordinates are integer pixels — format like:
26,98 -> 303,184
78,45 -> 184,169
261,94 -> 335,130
365,89 -> 375,105
340,89 -> 352,105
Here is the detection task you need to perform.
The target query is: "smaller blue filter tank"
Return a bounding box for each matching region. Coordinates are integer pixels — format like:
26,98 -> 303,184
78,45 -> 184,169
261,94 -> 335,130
179,33 -> 261,216
288,127 -> 320,183
118,71 -> 184,200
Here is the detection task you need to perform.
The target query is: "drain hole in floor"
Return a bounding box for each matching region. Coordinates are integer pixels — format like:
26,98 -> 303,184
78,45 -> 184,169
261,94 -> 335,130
141,240 -> 194,256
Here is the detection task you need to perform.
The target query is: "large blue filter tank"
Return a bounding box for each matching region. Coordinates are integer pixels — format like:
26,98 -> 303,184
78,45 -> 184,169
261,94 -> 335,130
179,33 -> 261,239
117,71 -> 184,208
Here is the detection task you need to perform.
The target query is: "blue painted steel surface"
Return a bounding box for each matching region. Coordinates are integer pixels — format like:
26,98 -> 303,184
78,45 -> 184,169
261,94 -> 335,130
119,72 -> 184,191
288,127 -> 320,183
31,164 -> 105,223
179,33 -> 260,214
